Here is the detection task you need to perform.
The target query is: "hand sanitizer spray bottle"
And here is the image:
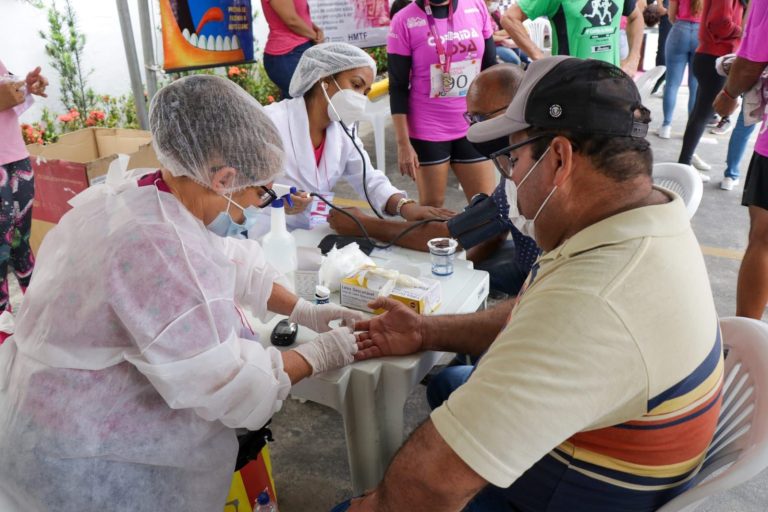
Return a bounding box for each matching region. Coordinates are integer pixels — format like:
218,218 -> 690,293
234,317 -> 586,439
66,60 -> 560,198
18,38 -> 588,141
262,185 -> 298,288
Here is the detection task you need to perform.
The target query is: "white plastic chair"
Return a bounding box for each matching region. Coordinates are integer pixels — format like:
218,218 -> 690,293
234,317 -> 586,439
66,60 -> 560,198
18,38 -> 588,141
360,95 -> 391,171
635,65 -> 666,104
523,18 -> 550,51
657,317 -> 768,512
652,162 -> 703,220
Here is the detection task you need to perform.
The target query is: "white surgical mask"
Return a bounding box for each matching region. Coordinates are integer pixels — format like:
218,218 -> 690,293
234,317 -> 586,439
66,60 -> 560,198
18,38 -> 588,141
488,2 -> 500,12
504,147 -> 556,240
322,78 -> 368,126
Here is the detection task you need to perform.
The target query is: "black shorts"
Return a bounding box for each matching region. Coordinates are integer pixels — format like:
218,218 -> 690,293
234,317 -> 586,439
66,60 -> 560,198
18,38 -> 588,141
742,152 -> 768,210
410,136 -> 488,166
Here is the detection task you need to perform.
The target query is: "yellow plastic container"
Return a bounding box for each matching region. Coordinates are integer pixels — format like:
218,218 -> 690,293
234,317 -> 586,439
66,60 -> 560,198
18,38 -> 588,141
368,78 -> 389,101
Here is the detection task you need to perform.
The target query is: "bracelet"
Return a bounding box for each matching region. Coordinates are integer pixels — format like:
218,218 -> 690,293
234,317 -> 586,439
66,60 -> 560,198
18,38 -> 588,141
396,197 -> 416,217
721,87 -> 738,100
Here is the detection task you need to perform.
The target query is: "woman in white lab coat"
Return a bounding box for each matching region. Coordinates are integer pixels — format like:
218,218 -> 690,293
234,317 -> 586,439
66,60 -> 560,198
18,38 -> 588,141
0,75 -> 365,512
252,42 -> 453,237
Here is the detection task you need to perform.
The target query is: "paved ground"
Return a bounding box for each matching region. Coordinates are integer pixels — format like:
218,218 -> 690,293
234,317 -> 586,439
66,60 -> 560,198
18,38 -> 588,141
10,75 -> 765,511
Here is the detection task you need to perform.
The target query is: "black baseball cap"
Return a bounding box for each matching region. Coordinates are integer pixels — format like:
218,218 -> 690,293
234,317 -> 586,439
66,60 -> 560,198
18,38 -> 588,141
467,57 -> 649,142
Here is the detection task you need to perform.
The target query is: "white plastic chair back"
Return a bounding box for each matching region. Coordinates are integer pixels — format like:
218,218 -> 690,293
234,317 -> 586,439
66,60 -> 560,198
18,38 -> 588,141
360,95 -> 391,171
634,65 -> 666,104
652,162 -> 703,219
523,18 -> 548,50
657,317 -> 768,512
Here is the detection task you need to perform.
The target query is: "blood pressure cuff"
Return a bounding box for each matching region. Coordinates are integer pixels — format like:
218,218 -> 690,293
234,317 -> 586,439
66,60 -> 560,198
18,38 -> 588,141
447,193 -> 509,250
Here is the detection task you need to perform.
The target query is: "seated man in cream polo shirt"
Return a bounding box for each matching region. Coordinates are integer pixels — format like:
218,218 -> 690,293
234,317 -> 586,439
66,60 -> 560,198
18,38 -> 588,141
336,57 -> 723,512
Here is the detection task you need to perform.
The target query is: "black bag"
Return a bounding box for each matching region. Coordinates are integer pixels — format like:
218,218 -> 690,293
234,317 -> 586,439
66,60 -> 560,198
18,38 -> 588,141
234,423 -> 274,472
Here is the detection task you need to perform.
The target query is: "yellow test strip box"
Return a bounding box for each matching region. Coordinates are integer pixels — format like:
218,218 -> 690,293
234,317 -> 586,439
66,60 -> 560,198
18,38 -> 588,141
340,271 -> 442,315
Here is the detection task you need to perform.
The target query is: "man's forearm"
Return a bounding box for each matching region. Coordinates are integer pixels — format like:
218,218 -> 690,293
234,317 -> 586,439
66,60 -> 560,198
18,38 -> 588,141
356,420 -> 487,511
724,57 -> 768,96
345,215 -> 451,252
422,299 -> 514,356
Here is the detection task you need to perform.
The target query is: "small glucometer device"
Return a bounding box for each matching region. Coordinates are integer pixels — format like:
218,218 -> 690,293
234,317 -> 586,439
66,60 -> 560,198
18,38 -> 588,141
270,319 -> 299,347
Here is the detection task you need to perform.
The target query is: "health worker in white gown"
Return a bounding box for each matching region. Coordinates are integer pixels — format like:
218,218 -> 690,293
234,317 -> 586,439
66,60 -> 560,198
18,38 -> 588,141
251,42 -> 454,238
0,75 -> 365,512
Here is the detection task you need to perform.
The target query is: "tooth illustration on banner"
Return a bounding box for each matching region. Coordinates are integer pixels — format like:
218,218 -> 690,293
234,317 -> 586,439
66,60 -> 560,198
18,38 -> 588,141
160,0 -> 254,72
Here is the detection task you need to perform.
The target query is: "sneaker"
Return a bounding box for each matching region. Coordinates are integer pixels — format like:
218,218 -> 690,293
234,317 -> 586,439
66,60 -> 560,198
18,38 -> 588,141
710,117 -> 733,135
698,171 -> 712,183
0,310 -> 14,345
657,125 -> 672,139
692,154 -> 712,171
706,114 -> 721,128
720,177 -> 740,190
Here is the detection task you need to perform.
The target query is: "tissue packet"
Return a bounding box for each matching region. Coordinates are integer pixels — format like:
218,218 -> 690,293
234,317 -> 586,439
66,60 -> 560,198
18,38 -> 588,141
340,270 -> 442,315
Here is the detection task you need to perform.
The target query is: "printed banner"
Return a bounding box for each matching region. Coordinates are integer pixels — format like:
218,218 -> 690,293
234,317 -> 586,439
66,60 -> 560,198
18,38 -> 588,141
308,0 -> 390,48
161,0 -> 255,72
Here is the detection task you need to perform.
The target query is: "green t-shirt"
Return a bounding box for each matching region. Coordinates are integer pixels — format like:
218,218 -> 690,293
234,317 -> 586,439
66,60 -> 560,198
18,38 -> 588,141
518,0 -> 636,66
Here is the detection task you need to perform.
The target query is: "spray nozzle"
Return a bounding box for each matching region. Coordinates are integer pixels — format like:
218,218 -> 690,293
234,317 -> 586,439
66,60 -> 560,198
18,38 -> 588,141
271,184 -> 298,208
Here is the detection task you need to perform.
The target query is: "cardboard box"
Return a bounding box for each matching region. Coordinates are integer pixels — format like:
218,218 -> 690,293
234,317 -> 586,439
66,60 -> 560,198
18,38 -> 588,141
27,128 -> 160,254
340,270 -> 442,315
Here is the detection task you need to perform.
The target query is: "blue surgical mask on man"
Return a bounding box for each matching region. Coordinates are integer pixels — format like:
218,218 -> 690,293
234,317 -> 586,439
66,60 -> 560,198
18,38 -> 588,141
206,194 -> 260,239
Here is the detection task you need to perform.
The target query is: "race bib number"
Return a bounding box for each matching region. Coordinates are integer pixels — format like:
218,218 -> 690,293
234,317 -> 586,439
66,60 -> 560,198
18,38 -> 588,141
430,59 -> 480,98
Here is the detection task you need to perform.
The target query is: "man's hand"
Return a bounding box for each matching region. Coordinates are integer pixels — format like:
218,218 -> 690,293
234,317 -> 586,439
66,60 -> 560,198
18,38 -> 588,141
284,191 -> 313,215
714,90 -> 740,117
328,206 -> 367,236
400,202 -> 456,221
25,67 -> 48,97
354,298 -> 425,360
0,81 -> 25,111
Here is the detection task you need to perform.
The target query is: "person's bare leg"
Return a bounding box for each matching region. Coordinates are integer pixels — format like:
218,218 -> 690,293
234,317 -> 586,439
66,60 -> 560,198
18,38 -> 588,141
415,161 -> 451,207
452,160 -> 497,203
736,205 -> 768,319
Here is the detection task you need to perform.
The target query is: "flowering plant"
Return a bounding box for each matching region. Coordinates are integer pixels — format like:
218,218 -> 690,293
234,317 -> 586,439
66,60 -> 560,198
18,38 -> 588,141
222,62 -> 281,105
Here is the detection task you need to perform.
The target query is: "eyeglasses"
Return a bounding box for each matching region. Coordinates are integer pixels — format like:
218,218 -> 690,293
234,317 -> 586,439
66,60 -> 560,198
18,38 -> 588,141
258,186 -> 278,208
463,107 -> 508,125
489,134 -> 551,179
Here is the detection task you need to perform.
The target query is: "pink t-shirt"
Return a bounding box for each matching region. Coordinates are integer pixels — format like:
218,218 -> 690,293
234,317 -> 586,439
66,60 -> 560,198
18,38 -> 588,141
676,0 -> 702,23
0,60 -> 30,166
313,134 -> 325,165
262,0 -> 313,56
737,0 -> 768,157
388,0 -> 493,141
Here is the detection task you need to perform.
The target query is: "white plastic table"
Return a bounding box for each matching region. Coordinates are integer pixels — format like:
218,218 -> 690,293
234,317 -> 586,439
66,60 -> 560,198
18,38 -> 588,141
245,227 -> 489,493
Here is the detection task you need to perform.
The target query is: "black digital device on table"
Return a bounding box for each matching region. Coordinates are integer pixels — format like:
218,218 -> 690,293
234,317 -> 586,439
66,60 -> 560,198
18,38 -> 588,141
270,319 -> 299,347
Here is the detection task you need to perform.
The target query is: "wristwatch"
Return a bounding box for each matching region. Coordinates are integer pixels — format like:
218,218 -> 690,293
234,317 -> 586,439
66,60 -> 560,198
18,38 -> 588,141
396,197 -> 417,218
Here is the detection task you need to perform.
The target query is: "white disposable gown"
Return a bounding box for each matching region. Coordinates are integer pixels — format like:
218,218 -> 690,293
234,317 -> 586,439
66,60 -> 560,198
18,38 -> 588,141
0,180 -> 291,511
250,96 -> 403,237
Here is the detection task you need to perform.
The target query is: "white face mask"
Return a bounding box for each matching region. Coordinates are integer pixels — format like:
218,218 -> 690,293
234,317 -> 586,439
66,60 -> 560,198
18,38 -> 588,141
488,2 -> 500,12
504,147 -> 556,240
322,78 -> 368,126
